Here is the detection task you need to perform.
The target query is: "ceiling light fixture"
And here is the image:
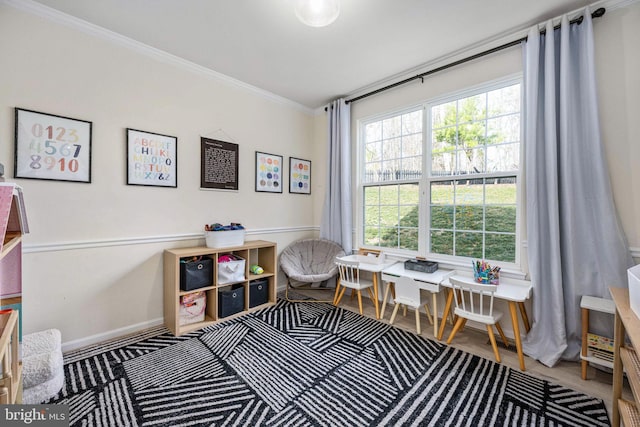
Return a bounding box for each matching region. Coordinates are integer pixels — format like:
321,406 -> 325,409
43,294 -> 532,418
295,0 -> 340,27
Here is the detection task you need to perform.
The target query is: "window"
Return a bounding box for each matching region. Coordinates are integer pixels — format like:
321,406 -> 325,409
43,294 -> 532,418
359,79 -> 521,264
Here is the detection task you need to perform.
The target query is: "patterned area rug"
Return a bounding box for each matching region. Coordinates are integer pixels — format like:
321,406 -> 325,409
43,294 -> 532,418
49,297 -> 610,426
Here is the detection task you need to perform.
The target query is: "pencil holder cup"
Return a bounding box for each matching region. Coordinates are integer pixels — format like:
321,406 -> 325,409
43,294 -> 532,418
474,271 -> 499,285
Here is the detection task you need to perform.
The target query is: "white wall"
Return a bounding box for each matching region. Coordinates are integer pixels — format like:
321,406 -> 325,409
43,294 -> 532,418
0,5 -> 320,347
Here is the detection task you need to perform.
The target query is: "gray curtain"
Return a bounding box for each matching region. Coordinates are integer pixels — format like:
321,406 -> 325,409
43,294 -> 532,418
320,98 -> 352,254
523,9 -> 633,367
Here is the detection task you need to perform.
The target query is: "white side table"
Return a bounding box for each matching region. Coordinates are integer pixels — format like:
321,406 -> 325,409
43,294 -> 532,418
580,295 -> 616,379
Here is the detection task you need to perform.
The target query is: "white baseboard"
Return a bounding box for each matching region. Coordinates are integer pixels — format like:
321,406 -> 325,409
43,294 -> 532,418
61,318 -> 164,353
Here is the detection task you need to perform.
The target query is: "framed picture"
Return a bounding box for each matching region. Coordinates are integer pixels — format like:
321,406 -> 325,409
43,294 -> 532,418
127,128 -> 177,187
289,157 -> 311,194
255,151 -> 283,193
201,138 -> 239,191
14,108 -> 92,183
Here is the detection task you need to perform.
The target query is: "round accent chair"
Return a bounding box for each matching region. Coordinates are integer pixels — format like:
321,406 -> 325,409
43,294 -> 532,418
279,238 -> 345,302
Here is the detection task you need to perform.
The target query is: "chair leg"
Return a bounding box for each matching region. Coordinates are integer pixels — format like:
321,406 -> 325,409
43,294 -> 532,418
495,322 -> 509,348
357,290 -> 364,315
333,279 -> 341,305
403,305 -> 408,316
334,286 -> 347,306
423,303 -> 434,325
446,317 -> 466,344
487,324 -> 501,363
390,302 -> 401,325
415,308 -> 421,335
366,287 -> 375,303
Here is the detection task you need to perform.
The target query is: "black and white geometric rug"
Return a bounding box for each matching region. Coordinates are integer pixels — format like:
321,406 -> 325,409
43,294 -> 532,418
48,297 -> 610,426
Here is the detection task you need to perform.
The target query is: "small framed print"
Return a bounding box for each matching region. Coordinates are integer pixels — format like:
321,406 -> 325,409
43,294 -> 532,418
127,128 -> 177,187
14,108 -> 92,183
255,151 -> 283,193
289,157 -> 311,194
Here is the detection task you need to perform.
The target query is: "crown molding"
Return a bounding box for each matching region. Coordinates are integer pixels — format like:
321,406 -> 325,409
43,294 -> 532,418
1,0 -> 315,116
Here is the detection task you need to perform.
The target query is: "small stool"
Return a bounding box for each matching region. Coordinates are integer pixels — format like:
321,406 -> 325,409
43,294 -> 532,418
580,296 -> 615,380
22,329 -> 64,403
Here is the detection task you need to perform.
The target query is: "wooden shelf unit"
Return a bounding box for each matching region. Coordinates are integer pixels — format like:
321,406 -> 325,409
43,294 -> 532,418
0,309 -> 22,404
611,287 -> 640,426
164,240 -> 277,336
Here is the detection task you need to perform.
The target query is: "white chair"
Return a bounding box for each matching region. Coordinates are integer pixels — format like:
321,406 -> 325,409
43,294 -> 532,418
389,276 -> 434,335
446,277 -> 509,363
334,257 -> 379,316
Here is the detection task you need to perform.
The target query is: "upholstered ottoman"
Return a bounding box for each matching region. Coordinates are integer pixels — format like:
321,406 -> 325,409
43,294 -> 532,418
22,329 -> 64,404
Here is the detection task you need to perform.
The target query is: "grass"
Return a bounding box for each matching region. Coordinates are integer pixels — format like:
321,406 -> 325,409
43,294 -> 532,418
363,182 -> 516,262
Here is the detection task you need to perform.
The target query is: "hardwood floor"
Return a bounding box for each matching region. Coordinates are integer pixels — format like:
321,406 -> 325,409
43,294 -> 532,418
294,286 -> 630,421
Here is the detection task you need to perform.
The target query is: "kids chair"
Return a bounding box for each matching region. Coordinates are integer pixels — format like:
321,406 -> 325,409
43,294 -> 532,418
389,276 -> 434,335
279,238 -> 345,302
334,257 -> 378,316
446,277 -> 509,363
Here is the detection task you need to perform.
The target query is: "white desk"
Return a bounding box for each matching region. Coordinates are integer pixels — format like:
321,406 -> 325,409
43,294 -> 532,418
441,274 -> 533,370
335,255 -> 397,319
381,263 -> 455,337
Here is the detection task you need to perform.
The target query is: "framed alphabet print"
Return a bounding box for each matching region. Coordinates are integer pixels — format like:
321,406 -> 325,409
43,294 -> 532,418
14,108 -> 92,183
127,128 -> 177,187
255,151 -> 283,193
289,157 -> 311,194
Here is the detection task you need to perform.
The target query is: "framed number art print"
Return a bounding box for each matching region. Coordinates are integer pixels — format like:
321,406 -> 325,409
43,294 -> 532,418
14,108 -> 92,183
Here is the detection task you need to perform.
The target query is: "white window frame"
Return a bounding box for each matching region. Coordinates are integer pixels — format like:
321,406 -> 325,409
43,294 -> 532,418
356,74 -> 523,272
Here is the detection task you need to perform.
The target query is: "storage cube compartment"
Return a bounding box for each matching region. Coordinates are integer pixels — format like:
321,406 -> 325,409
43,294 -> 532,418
218,284 -> 245,318
217,254 -> 246,284
180,257 -> 213,291
249,278 -> 269,308
179,291 -> 206,325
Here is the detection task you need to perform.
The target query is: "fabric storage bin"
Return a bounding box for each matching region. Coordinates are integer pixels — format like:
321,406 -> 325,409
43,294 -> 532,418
180,257 -> 213,291
218,254 -> 246,284
218,285 -> 245,318
179,291 -> 206,325
249,278 -> 269,308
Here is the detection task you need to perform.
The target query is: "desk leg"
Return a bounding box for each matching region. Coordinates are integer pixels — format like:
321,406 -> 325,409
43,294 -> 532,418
518,302 -> 531,333
380,282 -> 393,320
432,292 -> 438,337
509,301 -> 526,371
438,289 -> 454,340
372,273 -> 381,319
333,278 -> 341,305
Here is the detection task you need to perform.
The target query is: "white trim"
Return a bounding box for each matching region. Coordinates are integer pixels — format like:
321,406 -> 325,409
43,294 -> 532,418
1,0 -> 314,116
23,226 -> 318,253
61,318 -> 164,353
631,247 -> 640,259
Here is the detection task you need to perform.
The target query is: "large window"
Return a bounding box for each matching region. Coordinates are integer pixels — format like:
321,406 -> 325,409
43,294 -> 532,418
360,79 -> 521,264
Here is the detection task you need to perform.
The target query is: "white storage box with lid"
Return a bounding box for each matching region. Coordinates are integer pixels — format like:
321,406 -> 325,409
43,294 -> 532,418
205,229 -> 245,248
628,263 -> 640,319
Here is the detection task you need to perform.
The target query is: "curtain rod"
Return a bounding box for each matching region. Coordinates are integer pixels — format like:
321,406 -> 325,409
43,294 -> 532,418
326,7 -> 605,110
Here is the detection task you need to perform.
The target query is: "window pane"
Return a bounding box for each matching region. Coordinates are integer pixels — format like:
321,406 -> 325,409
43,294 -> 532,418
380,206 -> 399,226
487,114 -> 520,144
382,116 -> 401,139
456,148 -> 484,174
380,227 -> 399,247
458,122 -> 486,149
485,179 -> 516,204
399,228 -> 419,251
379,185 -> 399,204
432,128 -> 456,153
431,181 -> 454,204
485,206 -> 516,232
365,121 -> 382,142
455,205 -> 483,231
365,141 -> 382,163
364,226 -> 380,246
431,230 -> 453,255
364,186 -> 380,205
455,180 -> 483,204
485,233 -> 516,262
400,156 -> 422,179
364,205 -> 380,226
458,94 -> 486,123
402,133 -> 422,156
383,137 -> 402,160
488,84 -> 520,116
402,110 -> 422,134
455,232 -> 483,258
431,152 -> 455,176
364,161 -> 382,183
399,183 -> 420,204
431,205 -> 453,229
487,143 -> 519,172
399,205 -> 419,227
432,101 -> 456,129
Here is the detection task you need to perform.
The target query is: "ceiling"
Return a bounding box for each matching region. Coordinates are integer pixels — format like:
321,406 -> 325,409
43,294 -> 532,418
30,0 -> 595,110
